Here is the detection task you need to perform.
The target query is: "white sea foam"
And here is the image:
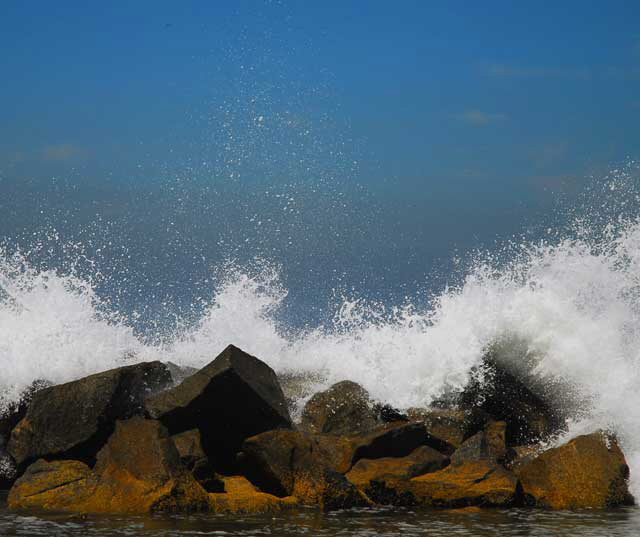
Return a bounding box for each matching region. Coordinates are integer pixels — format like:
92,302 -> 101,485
3,174 -> 640,494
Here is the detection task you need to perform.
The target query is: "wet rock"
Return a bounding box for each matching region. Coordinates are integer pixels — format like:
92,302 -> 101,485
8,362 -> 172,468
172,429 -> 224,492
504,444 -> 542,473
406,407 -> 468,448
0,379 -> 51,442
237,429 -> 355,501
458,348 -> 565,445
371,460 -> 520,508
316,470 -> 371,511
299,380 -> 382,435
345,445 -> 448,488
8,417 -> 210,514
8,459 -> 96,511
516,431 -> 634,509
146,345 -> 292,472
208,476 -> 298,513
450,421 -> 507,465
238,421 -> 451,508
351,421 -> 455,461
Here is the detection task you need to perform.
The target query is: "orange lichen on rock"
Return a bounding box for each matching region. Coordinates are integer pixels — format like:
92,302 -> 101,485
516,431 -> 633,509
208,476 -> 298,513
345,445 -> 448,487
8,417 -> 210,514
408,460 -> 519,507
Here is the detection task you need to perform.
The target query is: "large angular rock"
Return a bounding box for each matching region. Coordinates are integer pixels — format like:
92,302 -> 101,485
299,380 -> 403,436
146,345 -> 292,472
516,431 -> 634,509
8,417 -> 209,514
8,362 -> 172,468
237,429 -> 355,501
345,445 -> 448,488
370,460 -> 520,508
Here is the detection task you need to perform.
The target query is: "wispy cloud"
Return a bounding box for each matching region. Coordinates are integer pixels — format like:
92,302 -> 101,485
42,143 -> 86,162
456,110 -> 507,126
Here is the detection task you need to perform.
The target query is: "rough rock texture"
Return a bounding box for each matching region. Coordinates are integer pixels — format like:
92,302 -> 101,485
458,350 -> 564,445
299,380 -> 383,435
351,422 -> 455,461
8,417 -> 210,514
516,432 -> 634,509
208,476 -> 298,513
451,421 -> 507,465
345,445 -> 448,487
406,408 -> 468,448
238,430 -> 356,502
8,459 -> 96,511
146,345 -> 292,472
171,429 -> 224,492
370,460 -> 520,508
8,362 -> 172,468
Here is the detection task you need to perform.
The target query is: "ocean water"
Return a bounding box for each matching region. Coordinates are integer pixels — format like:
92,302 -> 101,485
1,501 -> 639,537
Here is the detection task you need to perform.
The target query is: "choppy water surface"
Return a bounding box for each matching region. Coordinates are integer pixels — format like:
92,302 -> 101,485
1,500 -> 639,537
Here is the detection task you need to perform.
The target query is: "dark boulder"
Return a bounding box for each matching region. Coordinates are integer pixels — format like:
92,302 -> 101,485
299,380 -> 406,436
8,362 -> 172,469
146,345 -> 292,472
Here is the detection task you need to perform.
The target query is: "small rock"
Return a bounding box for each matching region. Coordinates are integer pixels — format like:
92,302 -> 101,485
450,421 -> 507,465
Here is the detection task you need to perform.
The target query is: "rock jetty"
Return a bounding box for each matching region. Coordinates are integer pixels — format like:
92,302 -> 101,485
0,344 -> 634,514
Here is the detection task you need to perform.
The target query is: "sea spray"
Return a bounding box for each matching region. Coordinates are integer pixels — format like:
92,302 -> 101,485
3,172 -> 640,494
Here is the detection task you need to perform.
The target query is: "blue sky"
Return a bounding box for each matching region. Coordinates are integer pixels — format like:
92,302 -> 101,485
1,1 -> 640,324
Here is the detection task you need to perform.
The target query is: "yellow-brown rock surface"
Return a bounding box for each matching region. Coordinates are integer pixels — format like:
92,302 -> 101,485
9,417 -> 209,514
345,445 -> 448,487
516,431 -> 633,509
208,476 -> 297,513
369,460 -> 519,508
